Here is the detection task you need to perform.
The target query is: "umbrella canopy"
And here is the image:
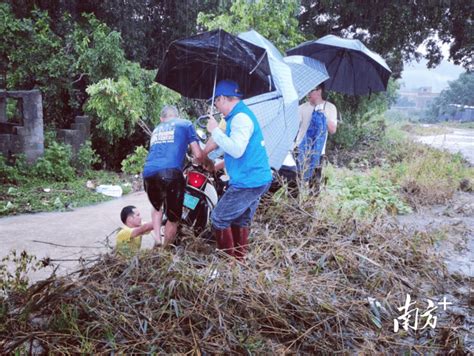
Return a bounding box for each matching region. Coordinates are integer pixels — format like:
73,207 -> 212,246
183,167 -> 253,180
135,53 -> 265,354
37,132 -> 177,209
239,30 -> 327,169
283,55 -> 329,100
238,30 -> 298,170
155,29 -> 274,99
287,35 -> 391,95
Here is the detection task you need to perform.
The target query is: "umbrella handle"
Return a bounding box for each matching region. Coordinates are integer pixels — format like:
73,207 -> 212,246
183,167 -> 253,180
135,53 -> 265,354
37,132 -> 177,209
196,113 -> 220,129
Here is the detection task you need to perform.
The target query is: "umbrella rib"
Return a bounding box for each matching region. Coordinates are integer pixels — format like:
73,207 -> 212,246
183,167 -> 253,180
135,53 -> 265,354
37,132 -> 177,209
249,52 -> 266,75
209,31 -> 222,112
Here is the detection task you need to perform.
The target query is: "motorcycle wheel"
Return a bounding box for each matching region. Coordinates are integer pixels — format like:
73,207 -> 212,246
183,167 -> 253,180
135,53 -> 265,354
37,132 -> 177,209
193,204 -> 210,238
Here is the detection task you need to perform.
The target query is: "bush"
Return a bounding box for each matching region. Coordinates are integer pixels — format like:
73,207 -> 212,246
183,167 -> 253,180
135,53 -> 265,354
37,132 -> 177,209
121,145 -> 148,175
33,142 -> 75,181
76,140 -> 101,174
0,156 -> 19,184
0,154 -> 28,184
318,165 -> 412,222
390,145 -> 474,205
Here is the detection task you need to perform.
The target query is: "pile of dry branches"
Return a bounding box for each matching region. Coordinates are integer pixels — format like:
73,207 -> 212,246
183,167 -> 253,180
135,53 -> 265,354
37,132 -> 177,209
0,191 -> 470,354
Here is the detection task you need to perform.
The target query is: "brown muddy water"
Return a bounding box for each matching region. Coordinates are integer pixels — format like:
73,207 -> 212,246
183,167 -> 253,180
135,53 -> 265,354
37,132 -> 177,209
395,191 -> 473,351
405,126 -> 474,351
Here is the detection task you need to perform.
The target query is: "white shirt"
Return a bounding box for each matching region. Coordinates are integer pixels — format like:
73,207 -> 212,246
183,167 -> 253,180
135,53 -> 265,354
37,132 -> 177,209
295,101 -> 338,154
212,113 -> 254,159
295,101 -> 338,146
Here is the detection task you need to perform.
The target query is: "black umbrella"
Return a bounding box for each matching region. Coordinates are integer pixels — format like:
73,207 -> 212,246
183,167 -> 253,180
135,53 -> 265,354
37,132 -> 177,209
287,35 -> 391,95
155,29 -> 274,100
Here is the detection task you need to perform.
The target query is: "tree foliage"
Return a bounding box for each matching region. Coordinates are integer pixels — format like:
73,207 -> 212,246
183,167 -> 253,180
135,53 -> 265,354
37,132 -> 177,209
298,0 -> 473,76
426,72 -> 474,121
85,71 -> 179,140
329,79 -> 399,148
197,0 -> 304,51
3,0 -> 221,69
1,4 -> 73,126
1,4 -> 180,168
0,4 -> 133,127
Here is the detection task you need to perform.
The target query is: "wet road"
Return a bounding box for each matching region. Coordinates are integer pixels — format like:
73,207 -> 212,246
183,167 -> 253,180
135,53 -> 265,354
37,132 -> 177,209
0,191 -> 156,282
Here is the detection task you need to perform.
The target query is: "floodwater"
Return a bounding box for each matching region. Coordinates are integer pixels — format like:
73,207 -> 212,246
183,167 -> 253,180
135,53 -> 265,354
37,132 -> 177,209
415,126 -> 474,165
411,125 -> 474,278
402,126 -> 473,350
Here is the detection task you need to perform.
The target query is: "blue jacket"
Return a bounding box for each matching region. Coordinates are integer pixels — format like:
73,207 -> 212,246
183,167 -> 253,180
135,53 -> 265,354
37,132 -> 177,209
225,101 -> 272,188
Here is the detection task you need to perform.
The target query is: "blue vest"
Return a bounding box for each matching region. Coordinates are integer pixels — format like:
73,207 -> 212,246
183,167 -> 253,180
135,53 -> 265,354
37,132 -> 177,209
225,101 -> 272,188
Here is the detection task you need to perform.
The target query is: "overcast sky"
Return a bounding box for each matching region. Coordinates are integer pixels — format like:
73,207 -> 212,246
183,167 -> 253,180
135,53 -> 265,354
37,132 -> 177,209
399,41 -> 466,95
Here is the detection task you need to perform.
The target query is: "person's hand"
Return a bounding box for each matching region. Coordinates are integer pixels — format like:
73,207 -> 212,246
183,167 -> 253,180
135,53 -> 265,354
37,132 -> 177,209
202,157 -> 215,173
206,116 -> 218,133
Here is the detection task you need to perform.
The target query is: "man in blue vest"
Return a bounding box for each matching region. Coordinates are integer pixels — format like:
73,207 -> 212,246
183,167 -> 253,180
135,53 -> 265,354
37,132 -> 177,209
206,80 -> 272,260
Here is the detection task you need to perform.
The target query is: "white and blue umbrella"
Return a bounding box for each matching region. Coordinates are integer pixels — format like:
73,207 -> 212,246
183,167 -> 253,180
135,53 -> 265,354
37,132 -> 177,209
238,30 -> 328,170
283,55 -> 329,100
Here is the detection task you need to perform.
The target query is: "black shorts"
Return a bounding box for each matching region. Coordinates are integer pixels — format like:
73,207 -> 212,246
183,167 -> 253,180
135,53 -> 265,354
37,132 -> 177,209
144,169 -> 185,223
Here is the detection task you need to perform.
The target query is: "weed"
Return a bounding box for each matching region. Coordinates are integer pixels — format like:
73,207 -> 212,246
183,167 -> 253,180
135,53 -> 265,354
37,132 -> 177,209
121,145 -> 148,175
318,165 -> 412,222
390,145 -> 474,205
0,250 -> 42,293
50,304 -> 80,333
76,140 -> 101,173
33,141 -> 75,181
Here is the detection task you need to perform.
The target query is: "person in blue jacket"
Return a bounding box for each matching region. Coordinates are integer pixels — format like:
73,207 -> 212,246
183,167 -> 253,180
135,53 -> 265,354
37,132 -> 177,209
143,105 -> 206,247
206,80 -> 272,260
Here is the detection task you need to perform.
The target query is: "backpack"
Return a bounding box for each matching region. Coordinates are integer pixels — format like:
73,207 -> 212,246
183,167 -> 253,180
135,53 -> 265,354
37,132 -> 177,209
306,109 -> 327,144
297,109 -> 328,181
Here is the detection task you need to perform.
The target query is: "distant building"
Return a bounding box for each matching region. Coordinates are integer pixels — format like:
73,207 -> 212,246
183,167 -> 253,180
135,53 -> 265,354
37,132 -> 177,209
394,87 -> 439,110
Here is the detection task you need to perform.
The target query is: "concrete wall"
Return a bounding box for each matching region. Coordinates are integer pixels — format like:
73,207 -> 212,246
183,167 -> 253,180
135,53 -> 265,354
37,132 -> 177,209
0,90 -> 44,164
57,116 -> 90,156
0,90 -> 90,164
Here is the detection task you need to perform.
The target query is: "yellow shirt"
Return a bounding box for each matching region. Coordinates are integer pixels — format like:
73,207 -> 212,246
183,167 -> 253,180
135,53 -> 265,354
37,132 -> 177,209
116,226 -> 142,256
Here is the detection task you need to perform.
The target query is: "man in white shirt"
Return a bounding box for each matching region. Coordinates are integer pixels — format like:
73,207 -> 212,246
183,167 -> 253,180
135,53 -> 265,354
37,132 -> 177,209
295,83 -> 338,153
294,83 -> 338,185
205,80 -> 272,260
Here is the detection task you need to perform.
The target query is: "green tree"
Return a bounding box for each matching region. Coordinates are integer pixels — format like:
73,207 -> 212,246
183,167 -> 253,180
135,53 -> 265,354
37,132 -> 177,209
298,0 -> 473,76
197,0 -> 304,51
329,79 -> 399,148
1,4 -> 73,126
85,68 -> 179,140
3,0 -> 221,69
0,4 -> 181,168
425,72 -> 473,122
